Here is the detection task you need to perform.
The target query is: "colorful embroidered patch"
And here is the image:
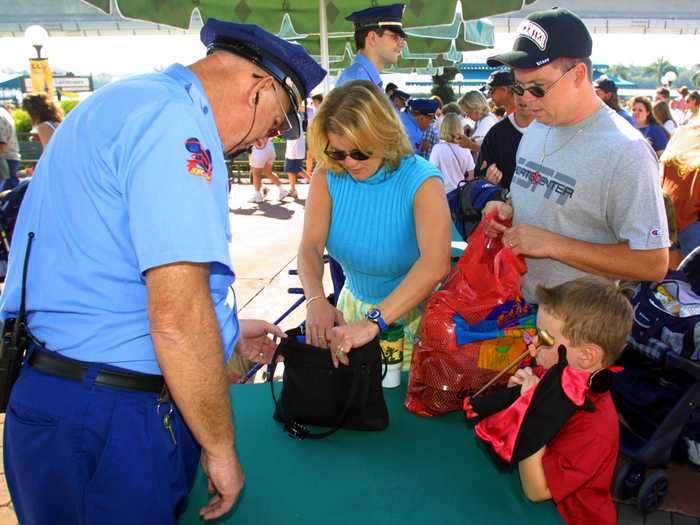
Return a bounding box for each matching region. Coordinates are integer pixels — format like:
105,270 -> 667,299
185,137 -> 213,182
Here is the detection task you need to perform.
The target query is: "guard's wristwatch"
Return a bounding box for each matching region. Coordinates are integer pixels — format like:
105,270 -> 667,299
366,308 -> 388,333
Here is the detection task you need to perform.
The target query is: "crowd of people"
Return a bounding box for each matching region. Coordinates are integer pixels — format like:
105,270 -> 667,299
0,3 -> 699,525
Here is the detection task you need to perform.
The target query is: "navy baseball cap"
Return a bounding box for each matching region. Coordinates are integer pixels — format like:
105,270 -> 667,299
408,98 -> 439,115
346,4 -> 406,38
480,69 -> 515,93
201,18 -> 327,139
392,89 -> 410,101
487,8 -> 592,69
593,78 -> 617,93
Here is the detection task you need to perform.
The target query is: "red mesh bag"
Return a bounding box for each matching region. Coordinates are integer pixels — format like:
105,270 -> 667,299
405,213 -> 530,417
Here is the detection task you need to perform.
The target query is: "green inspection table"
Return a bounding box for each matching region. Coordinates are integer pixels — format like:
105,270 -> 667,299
179,377 -> 562,525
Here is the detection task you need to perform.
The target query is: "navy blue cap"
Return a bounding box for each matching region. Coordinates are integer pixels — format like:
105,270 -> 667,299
487,8 -> 592,69
480,69 -> 514,93
346,4 -> 406,37
408,98 -> 439,115
392,89 -> 410,100
201,18 -> 327,139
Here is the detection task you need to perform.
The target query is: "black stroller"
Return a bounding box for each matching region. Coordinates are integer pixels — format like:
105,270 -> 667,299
0,179 -> 30,280
611,250 -> 700,513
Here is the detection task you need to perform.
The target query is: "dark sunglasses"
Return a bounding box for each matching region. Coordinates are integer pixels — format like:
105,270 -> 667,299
324,143 -> 372,162
511,66 -> 575,99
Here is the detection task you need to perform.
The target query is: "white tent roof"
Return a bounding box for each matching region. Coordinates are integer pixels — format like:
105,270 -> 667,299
1,0 -> 699,37
491,0 -> 700,34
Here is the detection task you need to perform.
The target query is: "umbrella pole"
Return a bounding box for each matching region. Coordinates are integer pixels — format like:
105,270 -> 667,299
319,0 -> 331,93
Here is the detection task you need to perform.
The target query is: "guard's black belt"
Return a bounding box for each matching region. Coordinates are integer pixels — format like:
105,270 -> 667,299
28,350 -> 165,393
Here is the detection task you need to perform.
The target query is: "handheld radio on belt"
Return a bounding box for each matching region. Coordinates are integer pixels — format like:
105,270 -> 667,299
0,232 -> 35,413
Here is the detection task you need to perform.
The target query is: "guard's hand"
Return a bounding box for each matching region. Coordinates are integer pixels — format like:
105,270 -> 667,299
501,224 -> 559,258
199,450 -> 244,521
237,319 -> 285,364
305,299 -> 346,348
328,320 -> 379,368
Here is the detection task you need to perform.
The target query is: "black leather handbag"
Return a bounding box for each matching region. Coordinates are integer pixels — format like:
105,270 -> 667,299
269,327 -> 389,439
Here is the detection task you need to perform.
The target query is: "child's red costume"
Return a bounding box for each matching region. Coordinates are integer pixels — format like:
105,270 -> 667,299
464,346 -> 619,525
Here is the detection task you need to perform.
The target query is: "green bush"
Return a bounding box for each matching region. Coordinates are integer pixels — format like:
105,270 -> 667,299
12,109 -> 32,134
60,99 -> 79,115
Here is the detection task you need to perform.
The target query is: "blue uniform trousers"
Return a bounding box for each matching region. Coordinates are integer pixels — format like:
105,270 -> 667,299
4,357 -> 201,525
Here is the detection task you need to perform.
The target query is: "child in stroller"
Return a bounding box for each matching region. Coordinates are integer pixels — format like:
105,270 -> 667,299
611,247 -> 700,513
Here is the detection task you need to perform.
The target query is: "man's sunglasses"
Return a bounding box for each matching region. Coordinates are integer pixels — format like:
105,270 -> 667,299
324,143 -> 372,162
511,65 -> 575,99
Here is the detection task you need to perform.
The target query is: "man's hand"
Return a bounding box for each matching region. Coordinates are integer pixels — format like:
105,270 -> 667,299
502,224 -> 560,258
236,319 -> 285,364
328,320 -> 379,368
456,135 -> 479,151
483,201 -> 513,238
420,139 -> 431,154
481,161 -> 503,186
199,450 -> 244,521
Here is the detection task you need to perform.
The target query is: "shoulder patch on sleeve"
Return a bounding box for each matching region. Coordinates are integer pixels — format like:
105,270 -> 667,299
185,137 -> 213,182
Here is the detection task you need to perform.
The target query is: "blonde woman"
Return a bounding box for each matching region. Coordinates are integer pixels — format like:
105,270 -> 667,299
429,113 -> 475,214
456,90 -> 498,154
298,80 -> 451,370
661,118 -> 700,257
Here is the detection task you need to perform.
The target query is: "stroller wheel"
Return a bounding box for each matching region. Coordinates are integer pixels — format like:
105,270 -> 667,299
612,462 -> 644,500
637,471 -> 669,514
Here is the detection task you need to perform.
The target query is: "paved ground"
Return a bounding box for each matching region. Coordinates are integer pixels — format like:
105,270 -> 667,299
0,182 -> 694,524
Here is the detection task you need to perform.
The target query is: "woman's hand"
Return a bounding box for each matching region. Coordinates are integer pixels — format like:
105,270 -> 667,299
328,320 -> 380,368
236,319 -> 286,364
305,299 -> 346,348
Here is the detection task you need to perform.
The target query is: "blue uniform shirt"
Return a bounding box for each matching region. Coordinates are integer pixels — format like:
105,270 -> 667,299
399,111 -> 424,154
0,64 -> 240,374
336,54 -> 382,87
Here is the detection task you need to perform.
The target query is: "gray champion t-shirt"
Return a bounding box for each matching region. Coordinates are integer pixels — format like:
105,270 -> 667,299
511,105 -> 670,303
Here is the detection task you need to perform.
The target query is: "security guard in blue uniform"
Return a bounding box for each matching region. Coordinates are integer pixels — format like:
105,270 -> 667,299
0,19 -> 325,524
400,98 -> 440,157
336,3 -> 407,87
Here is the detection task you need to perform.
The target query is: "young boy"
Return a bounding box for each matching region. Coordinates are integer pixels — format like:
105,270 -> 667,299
509,277 -> 632,525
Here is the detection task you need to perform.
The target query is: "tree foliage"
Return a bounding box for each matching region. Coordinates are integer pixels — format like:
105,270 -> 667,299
431,67 -> 457,104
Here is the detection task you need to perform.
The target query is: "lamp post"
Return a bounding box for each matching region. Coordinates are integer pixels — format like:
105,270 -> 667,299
25,25 -> 54,96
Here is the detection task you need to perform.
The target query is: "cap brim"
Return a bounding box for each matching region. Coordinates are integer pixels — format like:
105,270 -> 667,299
486,50 -> 538,69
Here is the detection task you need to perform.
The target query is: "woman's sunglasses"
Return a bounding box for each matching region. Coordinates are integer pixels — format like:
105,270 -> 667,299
324,143 -> 372,162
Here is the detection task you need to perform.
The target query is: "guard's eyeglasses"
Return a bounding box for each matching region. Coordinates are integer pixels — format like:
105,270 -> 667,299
511,66 -> 575,98
324,143 -> 372,162
267,83 -> 295,138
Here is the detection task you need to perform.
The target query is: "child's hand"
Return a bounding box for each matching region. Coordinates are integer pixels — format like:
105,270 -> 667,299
520,373 -> 540,395
508,366 -> 533,387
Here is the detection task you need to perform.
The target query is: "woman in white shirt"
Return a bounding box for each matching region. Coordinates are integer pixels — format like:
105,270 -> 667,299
429,113 -> 475,216
455,90 -> 498,159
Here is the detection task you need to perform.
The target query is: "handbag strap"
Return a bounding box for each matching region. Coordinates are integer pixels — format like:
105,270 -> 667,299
268,345 -> 367,440
447,143 -> 468,179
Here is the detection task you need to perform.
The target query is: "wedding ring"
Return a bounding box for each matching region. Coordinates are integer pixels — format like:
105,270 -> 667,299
335,347 -> 344,357
507,240 -> 513,247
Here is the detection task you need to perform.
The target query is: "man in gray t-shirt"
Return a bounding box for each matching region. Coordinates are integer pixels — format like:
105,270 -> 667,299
485,8 -> 669,303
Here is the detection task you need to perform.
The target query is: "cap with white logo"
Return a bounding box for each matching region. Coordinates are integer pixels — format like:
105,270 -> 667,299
487,8 -> 592,69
